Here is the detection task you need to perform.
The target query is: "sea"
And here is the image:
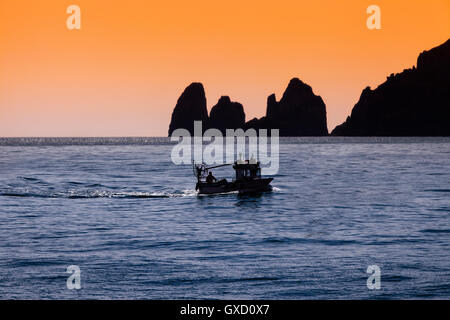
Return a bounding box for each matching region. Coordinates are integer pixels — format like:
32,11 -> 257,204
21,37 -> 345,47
0,137 -> 449,299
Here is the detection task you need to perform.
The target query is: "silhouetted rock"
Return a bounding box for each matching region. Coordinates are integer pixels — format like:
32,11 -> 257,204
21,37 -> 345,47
209,96 -> 245,134
169,78 -> 329,136
266,94 -> 277,119
243,117 -> 267,131
332,39 -> 450,136
244,78 -> 328,136
168,83 -> 209,136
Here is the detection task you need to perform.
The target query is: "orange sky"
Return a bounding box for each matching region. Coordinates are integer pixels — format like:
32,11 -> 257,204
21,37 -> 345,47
0,0 -> 449,136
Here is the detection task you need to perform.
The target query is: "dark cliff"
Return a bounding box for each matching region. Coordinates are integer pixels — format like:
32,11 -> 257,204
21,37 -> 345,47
332,39 -> 450,136
168,82 -> 209,136
209,96 -> 245,134
244,78 -> 328,136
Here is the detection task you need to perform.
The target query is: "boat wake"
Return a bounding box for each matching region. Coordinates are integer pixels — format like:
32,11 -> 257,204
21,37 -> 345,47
0,177 -> 281,199
0,187 -> 282,199
0,189 -> 198,199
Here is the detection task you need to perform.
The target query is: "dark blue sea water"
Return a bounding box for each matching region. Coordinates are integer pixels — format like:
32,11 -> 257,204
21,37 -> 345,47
0,137 -> 449,299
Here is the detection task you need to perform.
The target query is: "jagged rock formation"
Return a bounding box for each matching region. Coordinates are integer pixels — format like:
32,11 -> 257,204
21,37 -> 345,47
168,78 -> 329,136
168,82 -> 209,136
244,78 -> 328,136
209,96 -> 245,134
332,39 -> 450,136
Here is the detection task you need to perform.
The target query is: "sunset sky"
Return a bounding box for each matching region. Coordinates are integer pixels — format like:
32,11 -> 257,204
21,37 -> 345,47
0,0 -> 449,136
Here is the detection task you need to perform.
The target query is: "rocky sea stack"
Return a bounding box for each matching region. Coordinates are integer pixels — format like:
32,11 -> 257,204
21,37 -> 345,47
244,78 -> 328,136
168,78 -> 328,136
168,82 -> 208,136
332,39 -> 450,136
209,96 -> 245,134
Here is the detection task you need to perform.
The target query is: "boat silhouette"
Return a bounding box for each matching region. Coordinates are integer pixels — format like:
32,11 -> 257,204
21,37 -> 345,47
194,159 -> 273,195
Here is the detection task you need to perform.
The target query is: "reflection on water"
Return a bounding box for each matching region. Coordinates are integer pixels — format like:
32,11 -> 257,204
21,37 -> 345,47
235,192 -> 269,209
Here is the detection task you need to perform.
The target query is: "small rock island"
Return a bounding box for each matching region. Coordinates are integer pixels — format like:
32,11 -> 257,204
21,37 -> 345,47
243,78 -> 328,136
168,82 -> 208,136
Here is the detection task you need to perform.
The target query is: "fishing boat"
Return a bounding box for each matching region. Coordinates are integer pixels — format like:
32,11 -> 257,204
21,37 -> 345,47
194,159 -> 273,195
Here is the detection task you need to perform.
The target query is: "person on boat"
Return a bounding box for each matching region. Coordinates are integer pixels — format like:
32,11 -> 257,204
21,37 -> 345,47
206,171 -> 217,183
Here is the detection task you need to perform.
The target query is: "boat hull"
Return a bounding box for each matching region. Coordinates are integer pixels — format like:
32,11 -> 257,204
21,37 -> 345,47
196,178 -> 273,195
236,178 -> 273,194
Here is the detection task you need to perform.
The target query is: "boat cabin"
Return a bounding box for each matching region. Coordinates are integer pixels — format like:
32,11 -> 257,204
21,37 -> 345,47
233,161 -> 261,180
